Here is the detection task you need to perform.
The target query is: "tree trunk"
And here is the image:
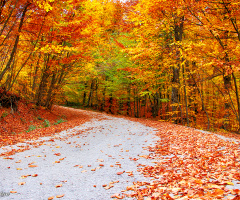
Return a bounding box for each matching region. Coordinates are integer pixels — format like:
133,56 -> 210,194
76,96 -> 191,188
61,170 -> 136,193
232,72 -> 240,133
87,79 -> 94,107
0,2 -> 30,83
32,54 -> 41,92
223,73 -> 231,131
100,86 -> 106,111
182,62 -> 189,126
36,54 -> 50,106
82,82 -> 87,106
108,94 -> 113,114
171,16 -> 184,124
127,85 -> 131,116
45,73 -> 56,109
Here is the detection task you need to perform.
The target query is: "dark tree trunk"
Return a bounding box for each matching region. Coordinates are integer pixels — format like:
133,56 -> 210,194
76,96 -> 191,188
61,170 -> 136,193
127,86 -> 131,116
45,73 -> 56,109
171,16 -> 184,124
108,94 -> 113,114
87,79 -> 95,107
36,54 -> 50,106
0,2 -> 30,83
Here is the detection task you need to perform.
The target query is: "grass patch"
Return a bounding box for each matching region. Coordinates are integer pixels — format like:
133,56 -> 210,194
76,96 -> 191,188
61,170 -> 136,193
54,118 -> 67,125
1,111 -> 9,118
37,116 -> 43,120
26,125 -> 37,133
43,119 -> 51,127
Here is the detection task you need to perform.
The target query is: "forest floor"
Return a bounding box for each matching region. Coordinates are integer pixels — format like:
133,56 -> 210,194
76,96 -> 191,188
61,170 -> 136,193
0,102 -> 240,199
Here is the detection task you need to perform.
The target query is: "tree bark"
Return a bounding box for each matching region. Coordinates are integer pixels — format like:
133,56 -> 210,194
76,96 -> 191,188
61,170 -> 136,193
0,2 -> 30,83
171,16 -> 184,124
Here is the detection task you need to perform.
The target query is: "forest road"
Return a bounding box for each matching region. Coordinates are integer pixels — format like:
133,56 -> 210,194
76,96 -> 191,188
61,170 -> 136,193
0,109 -> 158,200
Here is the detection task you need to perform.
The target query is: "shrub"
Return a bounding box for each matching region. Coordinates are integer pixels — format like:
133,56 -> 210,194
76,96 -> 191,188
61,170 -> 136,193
26,125 -> 37,133
43,119 -> 51,127
54,118 -> 67,125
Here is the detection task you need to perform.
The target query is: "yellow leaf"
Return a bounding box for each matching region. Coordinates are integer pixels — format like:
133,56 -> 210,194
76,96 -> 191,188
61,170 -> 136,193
225,181 -> 234,185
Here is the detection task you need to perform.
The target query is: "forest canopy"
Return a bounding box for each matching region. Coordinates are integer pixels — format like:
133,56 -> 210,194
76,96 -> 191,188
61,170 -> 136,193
0,0 -> 240,133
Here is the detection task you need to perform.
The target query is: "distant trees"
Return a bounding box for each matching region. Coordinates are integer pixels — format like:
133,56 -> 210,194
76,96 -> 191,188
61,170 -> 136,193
0,0 -> 239,133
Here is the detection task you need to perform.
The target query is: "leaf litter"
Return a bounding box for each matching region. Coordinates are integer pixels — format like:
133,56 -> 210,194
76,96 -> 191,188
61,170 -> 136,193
0,107 -> 240,199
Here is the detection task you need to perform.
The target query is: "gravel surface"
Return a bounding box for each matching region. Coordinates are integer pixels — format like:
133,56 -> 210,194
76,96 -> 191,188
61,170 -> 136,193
1,110 -> 240,200
0,114 -> 158,200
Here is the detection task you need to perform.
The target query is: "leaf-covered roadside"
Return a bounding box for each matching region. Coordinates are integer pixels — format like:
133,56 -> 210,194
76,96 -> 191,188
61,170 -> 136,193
0,103 -> 91,150
115,118 -> 240,200
1,105 -> 240,199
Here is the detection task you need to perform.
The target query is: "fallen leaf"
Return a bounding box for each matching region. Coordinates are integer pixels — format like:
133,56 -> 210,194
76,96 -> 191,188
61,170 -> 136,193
48,197 -> 54,200
10,191 -> 17,193
18,182 -> 26,185
117,171 -> 125,175
56,194 -> 64,198
226,182 -> 234,186
28,165 -> 38,168
212,189 -> 225,196
21,175 -> 31,179
111,193 -> 123,199
55,184 -> 62,188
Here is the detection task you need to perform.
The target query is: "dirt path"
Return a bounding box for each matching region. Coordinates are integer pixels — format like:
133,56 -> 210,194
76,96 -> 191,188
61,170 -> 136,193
0,111 -> 158,200
0,108 -> 240,199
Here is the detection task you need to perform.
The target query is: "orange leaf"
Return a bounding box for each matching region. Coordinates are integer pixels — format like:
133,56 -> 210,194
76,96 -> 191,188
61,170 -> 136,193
56,194 -> 65,198
55,184 -> 62,188
28,165 -> 38,168
10,191 -> 17,193
21,175 -> 30,179
117,171 -> 125,175
18,182 -> 26,185
111,193 -> 123,199
32,174 -> 38,177
48,197 -> 54,200
212,189 -> 224,196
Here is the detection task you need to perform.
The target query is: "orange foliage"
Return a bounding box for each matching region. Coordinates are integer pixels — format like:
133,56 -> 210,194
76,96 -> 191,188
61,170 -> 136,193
0,103 -> 91,149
